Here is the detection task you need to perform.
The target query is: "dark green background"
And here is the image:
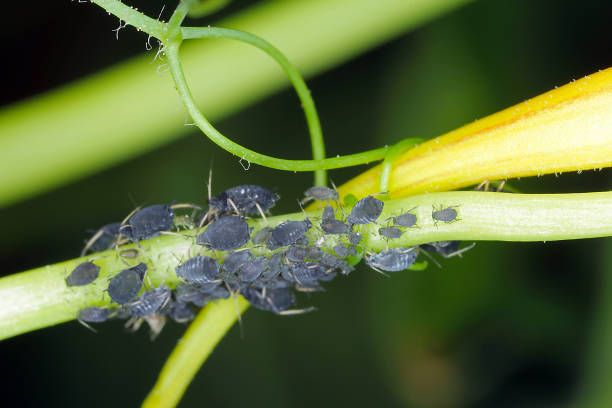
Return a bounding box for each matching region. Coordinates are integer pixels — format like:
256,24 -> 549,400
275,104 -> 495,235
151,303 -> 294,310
2,0 -> 611,407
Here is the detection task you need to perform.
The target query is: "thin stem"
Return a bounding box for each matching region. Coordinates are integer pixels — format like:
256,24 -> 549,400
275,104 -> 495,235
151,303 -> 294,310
181,27 -> 327,184
2,191 -> 611,341
379,138 -> 424,194
142,296 -> 249,408
89,0 -> 166,39
165,41 -> 385,171
187,0 -> 232,18
167,0 -> 198,40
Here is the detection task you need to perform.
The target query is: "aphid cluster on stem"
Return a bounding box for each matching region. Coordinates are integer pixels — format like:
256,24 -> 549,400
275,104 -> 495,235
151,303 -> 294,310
75,184 -> 472,336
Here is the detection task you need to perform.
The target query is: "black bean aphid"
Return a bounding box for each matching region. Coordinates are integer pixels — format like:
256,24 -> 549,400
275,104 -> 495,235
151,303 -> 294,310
261,252 -> 284,280
122,204 -> 174,241
81,222 -> 122,256
238,257 -> 267,282
66,261 -> 101,287
432,205 -> 458,224
242,287 -> 296,314
378,227 -> 403,239
333,244 -> 349,257
320,207 -> 350,235
286,262 -> 327,283
210,185 -> 280,216
162,300 -> 195,323
77,306 -> 110,323
176,256 -> 220,283
129,286 -> 171,317
391,211 -> 417,228
286,245 -> 307,262
347,195 -> 384,225
348,232 -> 362,245
252,227 -> 272,245
107,263 -> 147,304
365,247 -> 418,272
420,241 -> 475,258
197,216 -> 250,251
222,250 -> 253,274
303,186 -> 339,203
267,219 -> 312,250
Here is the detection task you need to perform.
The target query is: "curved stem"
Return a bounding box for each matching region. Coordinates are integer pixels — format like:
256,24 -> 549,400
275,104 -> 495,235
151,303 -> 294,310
165,41 -> 385,171
181,26 -> 328,185
142,297 -> 249,408
379,138 -> 424,194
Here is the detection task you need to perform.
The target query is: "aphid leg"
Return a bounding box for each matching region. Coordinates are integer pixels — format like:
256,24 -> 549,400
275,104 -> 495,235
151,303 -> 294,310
170,203 -> 203,211
80,228 -> 105,257
419,248 -> 442,268
76,319 -> 98,333
475,180 -> 490,191
226,282 -> 244,338
254,202 -> 268,224
227,198 -> 241,216
440,243 -> 476,259
278,307 -> 317,316
496,180 -> 506,192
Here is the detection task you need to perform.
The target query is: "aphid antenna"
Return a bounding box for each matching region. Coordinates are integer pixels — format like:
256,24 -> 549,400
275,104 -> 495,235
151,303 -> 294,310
170,203 -> 203,211
76,318 -> 98,333
160,230 -> 194,240
254,202 -> 268,224
278,306 -> 317,316
365,261 -> 390,278
440,242 -> 476,259
80,229 -> 106,257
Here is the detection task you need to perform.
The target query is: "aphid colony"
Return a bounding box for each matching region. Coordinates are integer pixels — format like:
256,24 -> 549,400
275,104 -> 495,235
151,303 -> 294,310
72,184 -> 468,333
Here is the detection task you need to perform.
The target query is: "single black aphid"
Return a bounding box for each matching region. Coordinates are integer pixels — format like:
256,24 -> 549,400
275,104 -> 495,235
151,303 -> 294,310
320,205 -> 350,234
365,248 -> 418,272
378,227 -> 403,239
285,262 -> 327,283
129,286 -> 171,317
77,306 -> 110,323
252,227 -> 272,245
122,204 -> 174,242
81,222 -> 122,255
175,282 -> 211,305
333,244 -> 349,258
420,241 -> 475,258
321,205 -> 335,222
305,246 -> 324,261
286,245 -> 307,262
222,250 -> 253,274
176,256 -> 220,284
162,300 -> 195,323
242,287 -> 296,314
432,205 -> 458,224
210,185 -> 280,216
238,257 -> 267,282
107,263 -> 147,304
347,195 -> 384,225
391,211 -> 417,228
197,216 -> 250,251
303,186 -> 339,203
261,252 -> 284,280
66,261 -> 101,287
267,219 -> 312,250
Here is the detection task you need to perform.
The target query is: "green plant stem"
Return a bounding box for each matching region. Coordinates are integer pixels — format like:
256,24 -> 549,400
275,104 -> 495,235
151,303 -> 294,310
379,138 -> 424,194
181,26 -> 328,184
142,296 -> 249,408
166,41 -> 388,171
1,191 -> 611,341
188,0 -> 232,18
89,0 -> 166,38
0,0 -> 474,207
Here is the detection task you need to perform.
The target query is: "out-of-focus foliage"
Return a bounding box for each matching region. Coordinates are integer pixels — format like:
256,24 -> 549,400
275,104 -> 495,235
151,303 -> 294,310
0,0 -> 611,407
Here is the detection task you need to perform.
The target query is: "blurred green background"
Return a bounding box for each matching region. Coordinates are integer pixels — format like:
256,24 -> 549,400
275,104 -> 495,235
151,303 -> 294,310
1,0 -> 612,407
